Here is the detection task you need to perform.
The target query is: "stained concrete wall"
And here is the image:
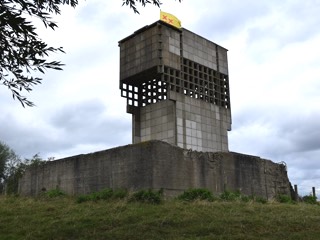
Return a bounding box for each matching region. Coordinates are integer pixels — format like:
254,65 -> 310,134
170,91 -> 231,152
136,99 -> 176,145
119,24 -> 161,81
118,21 -> 229,80
134,92 -> 231,152
19,141 -> 291,199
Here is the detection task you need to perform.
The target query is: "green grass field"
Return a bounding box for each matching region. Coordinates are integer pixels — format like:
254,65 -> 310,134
1,194 -> 320,239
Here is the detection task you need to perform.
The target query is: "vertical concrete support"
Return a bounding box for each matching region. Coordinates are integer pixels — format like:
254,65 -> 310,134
119,21 -> 231,152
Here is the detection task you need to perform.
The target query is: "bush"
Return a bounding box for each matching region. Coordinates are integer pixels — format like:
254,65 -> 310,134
240,195 -> 251,203
302,195 -> 318,204
113,188 -> 128,199
277,194 -> 293,204
254,196 -> 268,204
76,188 -> 126,203
219,190 -> 242,201
45,188 -> 65,198
76,188 -> 161,204
76,195 -> 91,203
177,188 -> 214,202
177,189 -> 268,203
219,191 -> 267,203
129,189 -> 163,204
84,190 -> 113,202
95,188 -> 114,200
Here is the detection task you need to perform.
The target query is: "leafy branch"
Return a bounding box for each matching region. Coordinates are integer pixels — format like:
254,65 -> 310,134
0,0 -> 181,107
0,0 -> 78,107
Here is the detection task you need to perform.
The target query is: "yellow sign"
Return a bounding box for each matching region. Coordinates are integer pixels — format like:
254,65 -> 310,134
160,11 -> 181,29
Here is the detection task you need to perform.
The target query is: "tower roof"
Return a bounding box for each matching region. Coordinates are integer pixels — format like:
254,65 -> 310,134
118,20 -> 228,51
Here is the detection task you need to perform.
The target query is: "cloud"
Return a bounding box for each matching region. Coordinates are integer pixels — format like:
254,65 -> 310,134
0,98 -> 131,159
45,99 -> 131,157
49,99 -> 130,138
230,103 -> 320,153
192,0 -> 272,42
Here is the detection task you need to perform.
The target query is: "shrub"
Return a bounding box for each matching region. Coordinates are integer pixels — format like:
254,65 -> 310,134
76,195 -> 91,203
277,194 -> 293,204
76,188 -> 129,203
45,188 -> 65,198
219,190 -> 242,201
240,195 -> 251,203
302,195 -> 318,204
253,196 -> 267,204
113,188 -> 128,199
95,188 -> 113,200
177,188 -> 214,202
129,189 -> 163,204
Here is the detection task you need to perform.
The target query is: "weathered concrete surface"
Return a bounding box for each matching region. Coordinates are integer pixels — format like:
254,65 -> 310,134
19,141 -> 292,199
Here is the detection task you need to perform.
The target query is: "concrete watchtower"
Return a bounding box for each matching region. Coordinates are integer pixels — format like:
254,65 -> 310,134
119,20 -> 231,152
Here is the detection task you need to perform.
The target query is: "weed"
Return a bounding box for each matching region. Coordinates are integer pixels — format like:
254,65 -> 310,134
44,188 -> 65,198
95,188 -> 114,200
129,189 -> 163,204
76,195 -> 91,203
76,188 -> 114,203
113,188 -> 128,199
240,195 -> 251,203
254,196 -> 268,204
219,190 -> 242,201
177,188 -> 214,202
302,195 -> 318,204
277,194 -> 293,204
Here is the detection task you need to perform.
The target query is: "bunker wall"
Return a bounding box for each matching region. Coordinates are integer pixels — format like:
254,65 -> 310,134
19,141 -> 291,199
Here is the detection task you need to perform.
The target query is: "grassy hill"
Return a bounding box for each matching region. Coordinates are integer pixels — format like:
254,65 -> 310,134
1,191 -> 320,239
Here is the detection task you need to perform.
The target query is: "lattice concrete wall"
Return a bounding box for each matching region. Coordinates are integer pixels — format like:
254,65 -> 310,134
119,21 -> 231,151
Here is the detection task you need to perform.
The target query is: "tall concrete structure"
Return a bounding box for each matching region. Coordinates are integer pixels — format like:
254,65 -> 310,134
119,20 -> 231,152
17,20 -> 294,200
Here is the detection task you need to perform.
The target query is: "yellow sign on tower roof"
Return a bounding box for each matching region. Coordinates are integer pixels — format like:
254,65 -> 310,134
160,11 -> 181,29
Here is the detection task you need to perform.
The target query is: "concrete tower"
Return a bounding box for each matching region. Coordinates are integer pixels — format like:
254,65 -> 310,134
119,20 -> 231,152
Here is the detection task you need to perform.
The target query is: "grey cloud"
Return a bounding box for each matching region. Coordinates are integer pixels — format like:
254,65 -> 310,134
284,149 -> 320,195
75,1 -> 126,30
280,117 -> 320,153
0,99 -> 131,159
49,99 -> 131,147
194,1 -> 271,41
284,150 -> 320,171
230,104 -> 320,160
192,0 -> 320,62
0,113 -> 65,158
50,99 -> 106,131
246,1 -> 320,52
65,45 -> 115,71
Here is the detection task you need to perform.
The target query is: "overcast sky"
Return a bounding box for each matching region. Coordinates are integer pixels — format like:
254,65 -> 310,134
1,0 -> 319,196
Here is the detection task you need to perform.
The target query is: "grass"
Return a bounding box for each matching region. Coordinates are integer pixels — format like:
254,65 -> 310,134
1,194 -> 320,239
